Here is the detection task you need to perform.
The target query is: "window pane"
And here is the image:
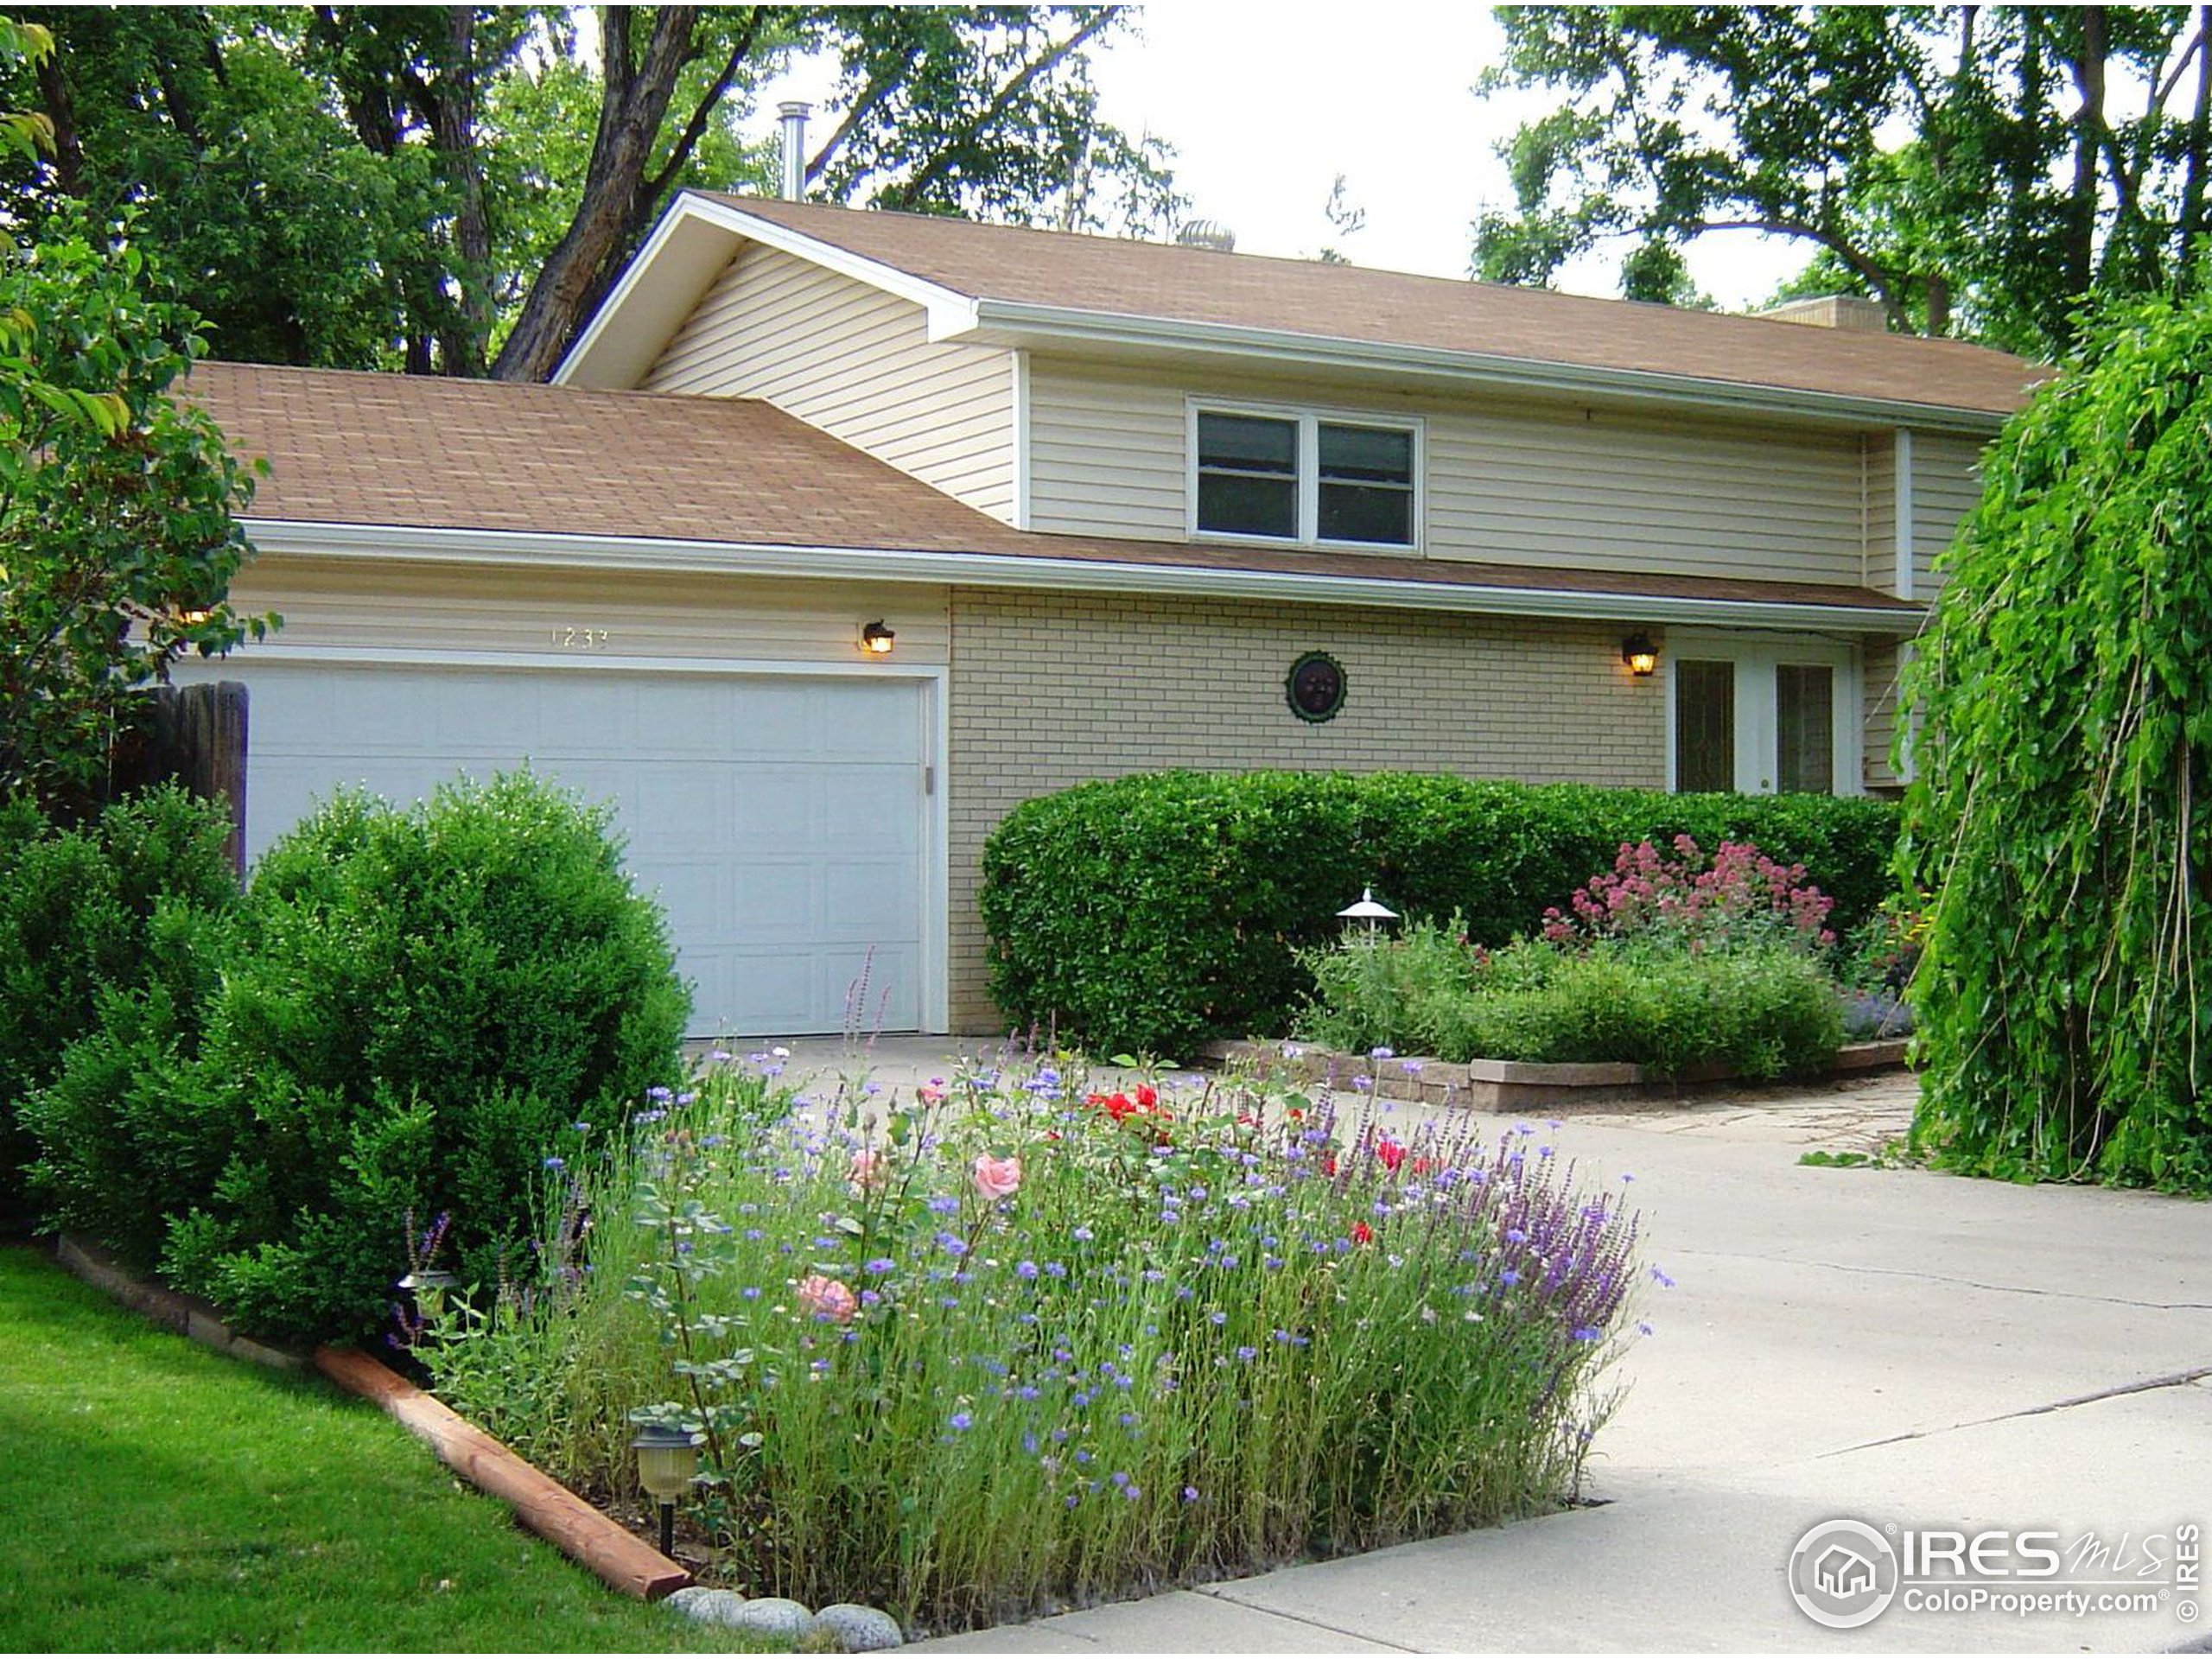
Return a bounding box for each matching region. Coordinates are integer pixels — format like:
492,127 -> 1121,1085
1777,664 -> 1835,793
1198,472 -> 1298,537
1318,423 -> 1413,485
1197,412 -> 1296,474
1318,480 -> 1412,544
1675,659 -> 1735,792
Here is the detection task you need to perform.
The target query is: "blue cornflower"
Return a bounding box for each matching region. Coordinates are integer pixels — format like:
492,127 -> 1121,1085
949,1411 -> 973,1431
542,1155 -> 564,1171
1235,1345 -> 1257,1362
1650,1265 -> 1676,1287
865,1256 -> 895,1274
1072,1225 -> 1094,1243
1014,1260 -> 1039,1280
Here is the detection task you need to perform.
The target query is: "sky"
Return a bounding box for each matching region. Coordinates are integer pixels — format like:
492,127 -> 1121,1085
750,2 -> 1817,312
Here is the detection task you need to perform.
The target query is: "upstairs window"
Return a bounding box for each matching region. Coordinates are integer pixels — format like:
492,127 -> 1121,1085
1195,412 -> 1299,538
1192,404 -> 1419,549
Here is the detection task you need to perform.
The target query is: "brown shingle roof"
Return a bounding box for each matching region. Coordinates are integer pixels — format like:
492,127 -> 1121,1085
705,194 -> 2042,418
187,360 -> 1922,619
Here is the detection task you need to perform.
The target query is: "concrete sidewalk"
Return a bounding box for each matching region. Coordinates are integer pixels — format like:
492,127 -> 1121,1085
776,1040 -> 2211,1654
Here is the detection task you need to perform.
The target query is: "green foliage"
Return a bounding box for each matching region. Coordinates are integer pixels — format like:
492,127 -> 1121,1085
417,1055 -> 1643,1630
10,7 -> 1174,378
0,786 -> 239,1222
1300,927 -> 1843,1077
1903,289 -> 2212,1192
26,772 -> 691,1342
0,1250 -> 757,1654
0,208 -> 271,801
1477,7 -> 2212,354
981,770 -> 1898,1056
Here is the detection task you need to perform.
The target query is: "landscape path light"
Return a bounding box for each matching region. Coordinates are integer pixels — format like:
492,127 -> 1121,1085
1338,887 -> 1399,938
631,1422 -> 702,1556
395,1268 -> 457,1323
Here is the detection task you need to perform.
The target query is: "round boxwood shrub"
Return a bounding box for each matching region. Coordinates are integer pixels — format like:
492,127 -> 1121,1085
982,770 -> 1899,1058
27,771 -> 690,1341
1904,290 -> 2212,1192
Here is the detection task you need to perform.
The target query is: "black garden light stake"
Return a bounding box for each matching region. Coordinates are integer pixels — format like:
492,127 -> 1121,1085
631,1423 -> 701,1556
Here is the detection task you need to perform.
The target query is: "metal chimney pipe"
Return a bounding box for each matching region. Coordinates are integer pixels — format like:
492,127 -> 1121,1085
779,101 -> 811,201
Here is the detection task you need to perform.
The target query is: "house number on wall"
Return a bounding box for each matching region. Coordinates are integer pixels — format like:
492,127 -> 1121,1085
551,626 -> 611,649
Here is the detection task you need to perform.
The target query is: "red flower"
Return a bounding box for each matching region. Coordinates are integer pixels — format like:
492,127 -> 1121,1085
1135,1084 -> 1158,1109
1321,1154 -> 1338,1177
1351,1221 -> 1374,1246
1374,1137 -> 1407,1173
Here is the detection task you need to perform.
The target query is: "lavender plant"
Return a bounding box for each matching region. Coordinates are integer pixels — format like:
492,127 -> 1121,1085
421,1052 -> 1650,1633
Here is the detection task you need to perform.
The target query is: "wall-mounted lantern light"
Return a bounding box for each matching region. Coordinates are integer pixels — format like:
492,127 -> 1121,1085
1337,887 -> 1400,938
1621,632 -> 1658,677
631,1422 -> 702,1556
860,620 -> 896,656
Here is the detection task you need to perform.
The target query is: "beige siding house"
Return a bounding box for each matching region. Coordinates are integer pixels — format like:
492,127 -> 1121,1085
187,191 -> 2043,1038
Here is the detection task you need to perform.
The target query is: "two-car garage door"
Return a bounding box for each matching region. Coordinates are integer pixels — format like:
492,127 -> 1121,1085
197,658 -> 934,1038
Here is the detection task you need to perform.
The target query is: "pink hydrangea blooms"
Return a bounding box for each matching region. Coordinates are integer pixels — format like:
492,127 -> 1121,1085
1541,835 -> 1835,951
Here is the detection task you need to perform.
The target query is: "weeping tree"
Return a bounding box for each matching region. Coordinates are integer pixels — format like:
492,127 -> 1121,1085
1903,289 -> 2212,1192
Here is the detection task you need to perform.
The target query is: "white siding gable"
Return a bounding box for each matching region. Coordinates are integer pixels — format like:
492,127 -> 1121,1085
644,241 -> 1016,523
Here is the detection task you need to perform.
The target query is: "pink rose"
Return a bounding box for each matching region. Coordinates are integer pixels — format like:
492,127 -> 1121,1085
849,1148 -> 888,1188
796,1274 -> 858,1324
972,1153 -> 1022,1200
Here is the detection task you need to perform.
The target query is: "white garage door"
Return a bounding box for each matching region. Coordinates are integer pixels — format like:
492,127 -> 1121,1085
200,659 -> 932,1039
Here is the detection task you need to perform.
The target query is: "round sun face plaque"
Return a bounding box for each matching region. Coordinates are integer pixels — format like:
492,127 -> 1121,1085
1286,651 -> 1347,723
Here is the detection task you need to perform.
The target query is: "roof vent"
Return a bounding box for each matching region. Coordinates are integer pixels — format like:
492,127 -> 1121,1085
779,101 -> 811,201
1760,295 -> 1888,332
1175,219 -> 1236,253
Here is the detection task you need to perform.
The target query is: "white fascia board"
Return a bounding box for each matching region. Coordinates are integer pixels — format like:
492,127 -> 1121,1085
244,518 -> 1928,635
553,194 -> 980,387
959,300 -> 2015,437
671,195 -> 979,338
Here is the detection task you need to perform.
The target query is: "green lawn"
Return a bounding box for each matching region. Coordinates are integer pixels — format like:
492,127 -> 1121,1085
0,1246 -> 750,1652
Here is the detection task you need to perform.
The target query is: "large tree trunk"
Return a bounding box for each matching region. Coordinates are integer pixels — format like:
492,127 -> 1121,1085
2064,6 -> 2110,304
428,7 -> 492,376
491,6 -> 701,383
34,41 -> 83,195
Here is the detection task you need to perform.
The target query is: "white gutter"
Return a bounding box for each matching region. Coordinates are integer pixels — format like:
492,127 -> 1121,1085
964,300 -> 2018,437
243,518 -> 1926,634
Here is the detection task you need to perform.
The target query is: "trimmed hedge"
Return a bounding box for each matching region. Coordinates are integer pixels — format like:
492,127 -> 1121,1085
0,786 -> 241,1226
980,771 -> 1899,1057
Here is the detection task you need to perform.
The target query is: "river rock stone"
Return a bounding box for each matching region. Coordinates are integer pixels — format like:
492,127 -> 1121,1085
814,1603 -> 905,1650
664,1587 -> 749,1627
728,1597 -> 817,1641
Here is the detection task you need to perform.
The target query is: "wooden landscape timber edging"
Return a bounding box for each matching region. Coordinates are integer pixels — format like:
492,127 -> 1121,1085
1197,1037 -> 1911,1112
54,1235 -> 303,1371
313,1345 -> 692,1602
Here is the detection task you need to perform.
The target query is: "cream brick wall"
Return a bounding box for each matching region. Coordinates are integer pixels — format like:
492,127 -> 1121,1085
944,588 -> 1666,1028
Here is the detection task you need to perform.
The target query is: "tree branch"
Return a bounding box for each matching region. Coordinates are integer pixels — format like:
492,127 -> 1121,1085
892,10 -> 1117,206
642,7 -> 766,201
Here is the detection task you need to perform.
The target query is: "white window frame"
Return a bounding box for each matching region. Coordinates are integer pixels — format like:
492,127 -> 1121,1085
1185,397 -> 1424,552
1663,630 -> 1864,798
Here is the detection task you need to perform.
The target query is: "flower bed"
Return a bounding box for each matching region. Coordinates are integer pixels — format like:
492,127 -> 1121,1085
1294,838 -> 1920,1084
1200,1037 -> 1911,1113
413,1054 -> 1649,1635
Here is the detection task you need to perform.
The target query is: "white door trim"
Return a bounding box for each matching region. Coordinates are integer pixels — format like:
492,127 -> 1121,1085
172,645 -> 951,1034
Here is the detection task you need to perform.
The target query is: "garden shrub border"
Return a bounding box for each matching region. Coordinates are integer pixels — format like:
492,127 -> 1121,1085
982,771 -> 1901,1058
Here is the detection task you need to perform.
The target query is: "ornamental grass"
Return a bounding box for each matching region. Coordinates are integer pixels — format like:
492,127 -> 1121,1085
417,1052 -> 1646,1634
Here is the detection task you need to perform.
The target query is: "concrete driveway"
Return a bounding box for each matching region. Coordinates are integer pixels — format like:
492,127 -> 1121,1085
775,1040 -> 2211,1653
